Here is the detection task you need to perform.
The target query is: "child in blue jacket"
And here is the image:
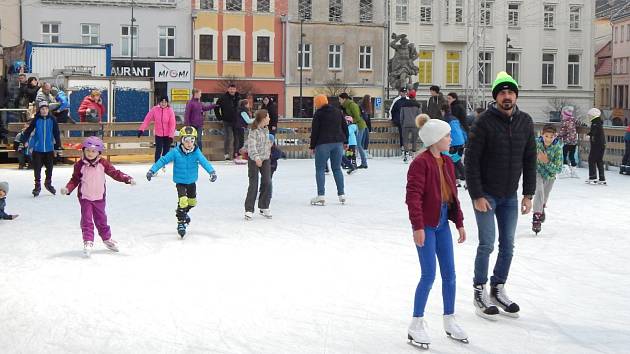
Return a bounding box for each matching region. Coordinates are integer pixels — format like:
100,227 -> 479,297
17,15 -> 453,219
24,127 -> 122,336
146,126 -> 217,237
442,105 -> 467,186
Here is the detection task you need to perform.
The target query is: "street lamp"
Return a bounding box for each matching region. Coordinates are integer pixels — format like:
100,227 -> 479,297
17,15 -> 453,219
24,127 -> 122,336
299,18 -> 305,118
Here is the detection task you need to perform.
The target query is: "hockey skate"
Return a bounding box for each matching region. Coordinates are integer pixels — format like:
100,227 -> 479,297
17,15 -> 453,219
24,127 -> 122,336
532,212 -> 543,235
44,181 -> 56,195
443,314 -> 469,343
260,209 -> 272,219
490,284 -> 520,318
407,317 -> 430,350
244,211 -> 254,220
310,196 -> 325,206
83,241 -> 94,258
103,239 -> 119,252
338,194 -> 346,204
473,284 -> 500,320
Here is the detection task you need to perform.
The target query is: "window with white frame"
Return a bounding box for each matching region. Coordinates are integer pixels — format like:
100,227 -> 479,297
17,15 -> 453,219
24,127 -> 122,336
506,52 -> 520,83
480,1 -> 492,26
199,34 -> 214,60
200,0 -> 215,9
445,0 -> 450,24
478,51 -> 493,85
614,26 -> 618,43
418,50 -> 433,84
544,4 -> 555,29
298,0 -> 312,20
42,23 -> 60,43
298,43 -> 311,69
227,35 -> 241,61
568,54 -> 580,86
329,0 -> 342,22
257,0 -> 271,12
542,53 -> 555,85
446,51 -> 460,85
328,44 -> 342,70
226,0 -> 242,11
81,24 -> 99,45
508,3 -> 519,27
359,0 -> 373,23
420,0 -> 433,24
396,0 -> 408,22
622,25 -> 626,42
359,45 -> 372,70
159,26 -> 175,57
455,0 -> 464,23
569,6 -> 581,30
257,36 -> 270,62
121,25 -> 138,56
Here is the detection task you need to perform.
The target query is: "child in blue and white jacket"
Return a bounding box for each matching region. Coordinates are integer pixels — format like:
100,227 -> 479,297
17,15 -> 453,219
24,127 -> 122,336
443,106 -> 467,186
146,126 -> 217,235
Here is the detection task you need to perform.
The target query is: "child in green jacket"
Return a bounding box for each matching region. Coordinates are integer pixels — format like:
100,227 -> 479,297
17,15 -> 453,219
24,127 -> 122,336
532,124 -> 563,234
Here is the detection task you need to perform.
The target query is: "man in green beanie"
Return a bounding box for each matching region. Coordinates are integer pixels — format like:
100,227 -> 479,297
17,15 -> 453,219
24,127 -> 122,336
465,71 -> 537,320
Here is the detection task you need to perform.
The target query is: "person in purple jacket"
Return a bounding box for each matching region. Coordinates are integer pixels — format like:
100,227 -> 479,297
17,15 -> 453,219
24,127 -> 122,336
184,88 -> 216,151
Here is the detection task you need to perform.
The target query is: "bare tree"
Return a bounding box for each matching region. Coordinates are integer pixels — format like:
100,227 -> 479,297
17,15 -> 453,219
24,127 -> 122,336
313,78 -> 355,97
217,75 -> 255,97
546,97 -> 585,122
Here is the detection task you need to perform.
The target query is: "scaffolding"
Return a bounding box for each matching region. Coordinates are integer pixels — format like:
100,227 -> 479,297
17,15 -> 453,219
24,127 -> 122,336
464,0 -> 488,111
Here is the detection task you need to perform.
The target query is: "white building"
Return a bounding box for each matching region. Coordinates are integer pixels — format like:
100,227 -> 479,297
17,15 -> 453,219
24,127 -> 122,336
390,0 -> 594,121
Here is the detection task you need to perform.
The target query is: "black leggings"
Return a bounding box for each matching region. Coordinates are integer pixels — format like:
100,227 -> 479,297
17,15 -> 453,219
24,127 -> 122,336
154,136 -> 173,162
563,144 -> 577,166
32,151 -> 54,184
588,145 -> 606,181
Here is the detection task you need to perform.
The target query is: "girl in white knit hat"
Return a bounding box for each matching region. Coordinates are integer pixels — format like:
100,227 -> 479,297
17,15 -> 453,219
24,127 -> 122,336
405,114 -> 468,349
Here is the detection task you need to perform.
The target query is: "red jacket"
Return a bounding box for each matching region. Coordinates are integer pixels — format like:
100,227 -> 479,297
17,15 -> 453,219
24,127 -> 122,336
78,96 -> 105,122
406,150 -> 464,231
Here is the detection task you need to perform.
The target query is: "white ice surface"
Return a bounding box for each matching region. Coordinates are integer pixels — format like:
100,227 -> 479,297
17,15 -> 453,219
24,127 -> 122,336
0,159 -> 628,354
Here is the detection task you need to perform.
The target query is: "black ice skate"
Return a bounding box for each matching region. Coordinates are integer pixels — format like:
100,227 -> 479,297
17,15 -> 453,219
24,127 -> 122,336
32,182 -> 41,197
532,212 -> 543,235
44,181 -> 56,195
490,284 -> 520,318
473,284 -> 499,320
177,222 -> 187,238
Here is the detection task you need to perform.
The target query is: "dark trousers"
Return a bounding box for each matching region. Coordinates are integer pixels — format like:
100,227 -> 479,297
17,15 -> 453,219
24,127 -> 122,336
563,144 -> 577,166
622,140 -> 630,166
32,151 -> 54,184
154,136 -> 173,162
175,183 -> 197,221
588,145 -> 606,181
234,127 -> 245,156
193,126 -> 203,151
395,122 -> 404,148
244,159 -> 271,212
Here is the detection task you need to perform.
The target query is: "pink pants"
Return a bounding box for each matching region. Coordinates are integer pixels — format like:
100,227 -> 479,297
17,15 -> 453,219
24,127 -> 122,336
79,198 -> 111,242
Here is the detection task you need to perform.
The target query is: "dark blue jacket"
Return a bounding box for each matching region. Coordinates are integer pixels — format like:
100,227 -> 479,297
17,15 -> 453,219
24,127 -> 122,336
270,145 -> 286,173
22,113 -> 61,153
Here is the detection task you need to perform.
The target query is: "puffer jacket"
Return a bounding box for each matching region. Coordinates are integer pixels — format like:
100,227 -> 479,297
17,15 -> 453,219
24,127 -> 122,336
78,96 -> 106,122
150,144 -> 215,184
558,112 -> 578,145
536,137 -> 563,180
588,117 -> 606,148
400,99 -> 422,128
246,127 -> 272,161
21,113 -> 61,153
310,104 -> 349,149
465,103 -> 537,199
444,113 -> 467,147
139,105 -> 177,138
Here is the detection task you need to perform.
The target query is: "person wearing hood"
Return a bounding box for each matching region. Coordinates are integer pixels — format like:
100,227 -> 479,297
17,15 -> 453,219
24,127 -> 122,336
585,108 -> 607,185
214,84 -> 241,158
309,94 -> 349,206
465,71 -> 536,320
185,88 -> 217,152
558,105 -> 579,177
138,96 -> 177,163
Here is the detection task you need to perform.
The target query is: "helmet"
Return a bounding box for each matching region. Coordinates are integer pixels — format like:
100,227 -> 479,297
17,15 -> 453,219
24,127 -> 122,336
82,136 -> 104,152
179,126 -> 197,140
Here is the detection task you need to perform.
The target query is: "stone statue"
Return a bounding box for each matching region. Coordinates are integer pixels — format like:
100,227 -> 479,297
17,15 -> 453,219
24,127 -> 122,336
388,33 -> 419,91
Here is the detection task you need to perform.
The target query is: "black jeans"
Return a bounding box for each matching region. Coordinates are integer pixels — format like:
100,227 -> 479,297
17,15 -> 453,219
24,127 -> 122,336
244,159 -> 271,212
563,144 -> 577,167
32,151 -> 54,184
588,145 -> 606,181
154,136 -> 173,162
622,140 -> 630,166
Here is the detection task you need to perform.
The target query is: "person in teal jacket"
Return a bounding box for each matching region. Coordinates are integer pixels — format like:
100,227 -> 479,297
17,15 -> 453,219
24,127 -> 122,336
532,124 -> 563,234
146,126 -> 217,237
340,93 -> 368,168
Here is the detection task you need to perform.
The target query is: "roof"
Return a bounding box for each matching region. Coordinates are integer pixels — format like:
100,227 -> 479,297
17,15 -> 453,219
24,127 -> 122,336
595,57 -> 612,77
595,41 -> 612,58
597,0 -> 630,21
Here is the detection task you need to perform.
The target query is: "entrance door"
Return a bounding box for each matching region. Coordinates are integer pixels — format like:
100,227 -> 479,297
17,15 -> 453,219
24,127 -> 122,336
154,82 -> 168,104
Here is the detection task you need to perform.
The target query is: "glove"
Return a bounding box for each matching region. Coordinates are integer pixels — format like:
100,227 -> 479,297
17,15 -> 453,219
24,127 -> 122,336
146,170 -> 154,181
60,187 -> 69,195
209,172 -> 217,182
129,179 -> 137,185
137,130 -> 143,138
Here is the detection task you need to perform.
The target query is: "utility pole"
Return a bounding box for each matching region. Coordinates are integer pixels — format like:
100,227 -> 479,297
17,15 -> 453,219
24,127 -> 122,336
299,18 -> 304,118
130,0 -> 136,72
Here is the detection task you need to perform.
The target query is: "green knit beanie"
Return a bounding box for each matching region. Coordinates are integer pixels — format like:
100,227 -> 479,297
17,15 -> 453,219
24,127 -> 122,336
492,71 -> 519,99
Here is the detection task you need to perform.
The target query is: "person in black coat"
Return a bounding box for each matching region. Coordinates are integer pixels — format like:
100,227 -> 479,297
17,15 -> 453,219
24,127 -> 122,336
214,84 -> 241,159
447,92 -> 470,134
586,108 -> 606,184
261,96 -> 278,135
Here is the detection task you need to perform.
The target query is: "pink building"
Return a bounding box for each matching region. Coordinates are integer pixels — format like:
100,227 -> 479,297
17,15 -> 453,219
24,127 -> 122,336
612,11 -> 630,125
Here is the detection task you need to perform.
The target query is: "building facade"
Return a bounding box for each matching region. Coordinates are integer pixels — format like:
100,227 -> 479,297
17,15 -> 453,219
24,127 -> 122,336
594,41 -> 612,111
612,11 -> 630,125
390,0 -> 594,121
192,0 -> 286,116
286,0 -> 386,118
0,1 -> 22,77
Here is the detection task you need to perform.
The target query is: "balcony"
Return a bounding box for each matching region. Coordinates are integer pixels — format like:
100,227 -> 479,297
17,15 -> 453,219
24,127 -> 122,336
41,0 -> 176,8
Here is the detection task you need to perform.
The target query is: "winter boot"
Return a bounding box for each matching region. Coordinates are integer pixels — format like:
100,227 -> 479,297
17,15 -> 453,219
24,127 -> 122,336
32,181 -> 41,197
44,180 -> 56,195
407,317 -> 431,349
473,284 -> 500,320
83,240 -> 94,257
310,195 -> 325,206
490,284 -> 520,317
443,314 -> 468,343
103,239 -> 119,252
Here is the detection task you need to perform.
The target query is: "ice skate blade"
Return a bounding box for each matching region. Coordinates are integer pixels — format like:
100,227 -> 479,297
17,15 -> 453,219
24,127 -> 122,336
446,332 -> 469,343
498,309 -> 520,318
475,308 -> 499,321
310,202 -> 325,206
407,335 -> 430,350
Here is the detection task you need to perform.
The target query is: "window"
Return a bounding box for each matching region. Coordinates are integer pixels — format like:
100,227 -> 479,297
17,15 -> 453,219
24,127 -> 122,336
42,23 -> 60,43
418,50 -> 433,84
81,24 -> 99,45
478,51 -> 493,85
506,52 -> 520,83
445,0 -> 450,24
328,44 -> 342,70
298,0 -> 312,20
227,35 -> 241,61
359,45 -> 372,70
614,26 -> 618,43
542,53 -> 555,85
121,26 -> 138,56
544,4 -> 555,29
622,25 -> 626,42
159,26 -> 175,57
298,43 -> 311,69
627,25 -> 630,42
226,0 -> 242,11
359,0 -> 373,23
480,1 -> 492,26
199,34 -> 214,60
446,51 -> 460,85
396,0 -> 408,22
329,0 -> 342,22
508,3 -> 519,27
568,54 -> 580,86
420,0 -> 433,24
455,0 -> 464,23
569,6 -> 581,30
257,36 -> 270,62
257,0 -> 270,12
200,0 -> 215,9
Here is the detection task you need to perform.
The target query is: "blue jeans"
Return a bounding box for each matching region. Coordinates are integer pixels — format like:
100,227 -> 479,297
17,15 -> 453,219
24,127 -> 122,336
473,193 -> 519,286
413,204 -> 456,317
355,128 -> 368,166
315,143 -> 344,196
